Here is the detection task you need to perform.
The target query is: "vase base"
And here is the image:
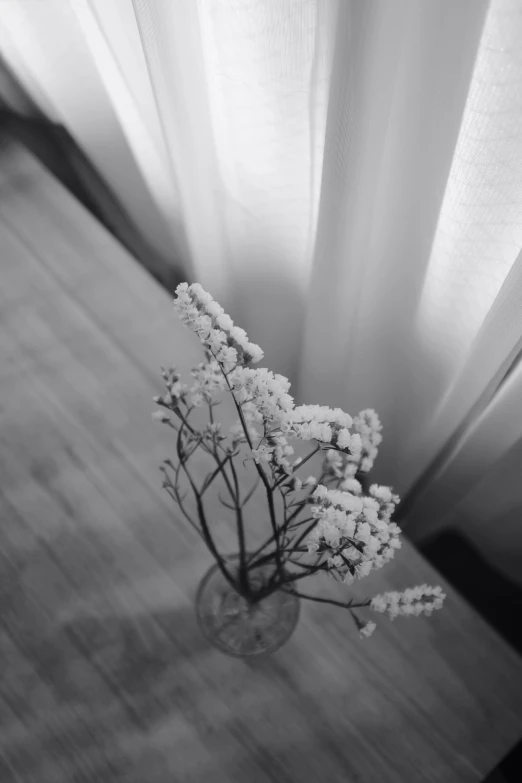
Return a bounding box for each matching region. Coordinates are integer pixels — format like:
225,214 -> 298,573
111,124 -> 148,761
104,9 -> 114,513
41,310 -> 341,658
196,560 -> 300,658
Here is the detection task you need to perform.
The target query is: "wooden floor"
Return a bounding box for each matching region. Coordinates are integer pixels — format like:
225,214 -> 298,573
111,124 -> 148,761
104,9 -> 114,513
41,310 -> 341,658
1,140 -> 522,783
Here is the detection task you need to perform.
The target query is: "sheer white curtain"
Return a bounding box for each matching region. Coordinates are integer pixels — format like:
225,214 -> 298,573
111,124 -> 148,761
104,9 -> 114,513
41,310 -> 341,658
2,0 -> 522,581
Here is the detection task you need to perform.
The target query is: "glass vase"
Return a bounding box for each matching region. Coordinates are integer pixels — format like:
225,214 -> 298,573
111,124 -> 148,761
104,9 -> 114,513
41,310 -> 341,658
195,556 -> 300,657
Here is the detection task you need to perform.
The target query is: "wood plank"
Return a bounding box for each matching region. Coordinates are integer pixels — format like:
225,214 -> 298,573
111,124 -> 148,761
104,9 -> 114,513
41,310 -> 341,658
1,141 -> 522,782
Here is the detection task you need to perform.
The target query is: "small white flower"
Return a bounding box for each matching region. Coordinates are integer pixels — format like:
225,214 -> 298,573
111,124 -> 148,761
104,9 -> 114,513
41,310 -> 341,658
205,300 -> 224,318
340,478 -> 362,495
354,560 -> 372,578
152,410 -> 170,423
364,537 -> 381,556
359,621 -> 376,639
229,325 -> 247,344
370,595 -> 388,613
251,445 -> 273,464
369,484 -> 394,503
327,555 -> 343,568
312,421 -> 332,443
207,330 -> 228,353
229,420 -> 246,440
339,515 -> 356,538
336,428 -> 352,449
321,522 -> 341,548
216,346 -> 238,366
349,433 -> 363,457
246,343 -> 264,363
313,484 -> 329,501
216,313 -> 234,331
355,522 -> 372,543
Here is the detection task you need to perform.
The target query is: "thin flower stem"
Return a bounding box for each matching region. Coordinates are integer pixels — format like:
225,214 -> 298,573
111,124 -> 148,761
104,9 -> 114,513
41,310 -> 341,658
286,560 -> 319,571
241,476 -> 261,507
290,518 -> 319,551
285,516 -> 315,532
286,515 -> 315,529
192,491 -> 238,593
273,444 -> 322,489
243,513 -> 314,570
219,361 -> 284,579
245,534 -> 277,566
249,546 -> 308,569
201,401 -> 252,595
283,497 -> 311,527
202,426 -> 237,503
200,453 -> 233,493
280,589 -> 371,611
175,419 -> 237,593
287,560 -> 325,573
277,468 -> 330,531
160,466 -> 203,539
228,454 -> 249,595
273,564 -> 327,588
244,500 -> 313,567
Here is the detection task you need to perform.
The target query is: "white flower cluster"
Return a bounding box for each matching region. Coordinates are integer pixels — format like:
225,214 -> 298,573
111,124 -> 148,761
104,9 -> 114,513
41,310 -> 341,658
288,476 -> 303,492
250,435 -> 295,475
229,366 -> 294,427
172,290 -> 385,479
323,449 -> 359,481
189,357 -> 227,407
282,405 -> 363,456
226,366 -> 302,474
370,585 -> 446,620
320,409 -> 383,477
369,483 -> 400,521
174,282 -> 264,371
306,483 -> 401,584
160,282 -> 448,638
353,409 -> 383,472
264,435 -> 296,474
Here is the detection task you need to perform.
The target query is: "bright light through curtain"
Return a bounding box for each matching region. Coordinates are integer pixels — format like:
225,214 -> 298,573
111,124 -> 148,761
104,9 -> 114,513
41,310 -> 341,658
393,0 -> 522,543
1,0 -> 522,580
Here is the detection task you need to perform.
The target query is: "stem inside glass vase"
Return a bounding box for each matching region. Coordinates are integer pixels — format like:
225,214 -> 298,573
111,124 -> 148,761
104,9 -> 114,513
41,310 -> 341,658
196,556 -> 301,657
235,555 -> 280,604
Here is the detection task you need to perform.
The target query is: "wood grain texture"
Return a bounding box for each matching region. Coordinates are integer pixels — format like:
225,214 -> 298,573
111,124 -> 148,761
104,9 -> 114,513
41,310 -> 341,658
1,141 -> 522,783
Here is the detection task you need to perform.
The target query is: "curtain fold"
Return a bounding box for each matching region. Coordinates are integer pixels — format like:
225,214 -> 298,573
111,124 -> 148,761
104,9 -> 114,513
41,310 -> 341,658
397,0 -> 522,522
2,0 -> 522,580
397,247 -> 522,540
298,0 -> 490,493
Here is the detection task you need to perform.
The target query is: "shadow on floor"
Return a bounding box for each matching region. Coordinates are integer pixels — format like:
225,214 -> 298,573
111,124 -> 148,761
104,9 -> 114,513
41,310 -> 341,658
420,529 -> 522,783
